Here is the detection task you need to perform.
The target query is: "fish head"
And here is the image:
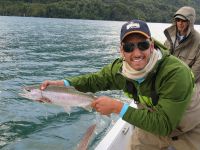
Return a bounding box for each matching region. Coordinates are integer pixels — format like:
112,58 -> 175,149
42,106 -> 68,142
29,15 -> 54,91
19,86 -> 43,101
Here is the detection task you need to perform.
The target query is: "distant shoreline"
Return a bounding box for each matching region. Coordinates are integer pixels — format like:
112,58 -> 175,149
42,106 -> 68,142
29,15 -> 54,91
0,0 -> 200,24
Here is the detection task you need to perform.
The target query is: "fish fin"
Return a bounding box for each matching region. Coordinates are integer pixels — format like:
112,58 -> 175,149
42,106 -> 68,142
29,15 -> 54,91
63,106 -> 71,114
86,92 -> 95,97
37,97 -> 52,103
77,124 -> 96,150
83,92 -> 97,100
83,105 -> 93,112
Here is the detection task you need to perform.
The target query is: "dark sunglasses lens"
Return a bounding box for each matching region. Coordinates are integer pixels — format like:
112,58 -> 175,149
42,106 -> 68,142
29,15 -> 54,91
123,43 -> 134,52
138,41 -> 150,51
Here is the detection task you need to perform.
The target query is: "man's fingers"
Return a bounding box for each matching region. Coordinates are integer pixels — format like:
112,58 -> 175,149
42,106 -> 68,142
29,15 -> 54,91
40,84 -> 46,90
40,80 -> 49,90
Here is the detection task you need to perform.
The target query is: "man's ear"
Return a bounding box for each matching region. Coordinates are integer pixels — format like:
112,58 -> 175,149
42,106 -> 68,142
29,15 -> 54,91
120,45 -> 125,58
150,41 -> 154,53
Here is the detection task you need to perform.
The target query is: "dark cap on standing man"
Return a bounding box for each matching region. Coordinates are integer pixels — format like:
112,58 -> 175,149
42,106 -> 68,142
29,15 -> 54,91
120,19 -> 151,42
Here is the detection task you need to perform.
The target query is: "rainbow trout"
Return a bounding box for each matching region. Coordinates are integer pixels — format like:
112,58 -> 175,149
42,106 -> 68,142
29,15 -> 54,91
19,85 -> 95,113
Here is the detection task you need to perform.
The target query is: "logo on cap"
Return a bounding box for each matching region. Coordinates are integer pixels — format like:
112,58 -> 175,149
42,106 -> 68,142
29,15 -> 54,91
126,22 -> 140,30
120,19 -> 151,42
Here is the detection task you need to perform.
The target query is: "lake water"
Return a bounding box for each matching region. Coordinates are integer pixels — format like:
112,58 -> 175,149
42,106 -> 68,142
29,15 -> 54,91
0,16 -> 200,150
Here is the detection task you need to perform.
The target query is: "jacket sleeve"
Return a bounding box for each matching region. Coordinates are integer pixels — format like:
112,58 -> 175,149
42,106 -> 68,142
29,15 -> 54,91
65,58 -> 124,93
164,40 -> 171,49
191,45 -> 200,82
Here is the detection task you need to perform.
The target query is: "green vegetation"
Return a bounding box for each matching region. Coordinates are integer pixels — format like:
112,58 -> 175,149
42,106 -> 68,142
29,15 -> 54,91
0,0 -> 200,23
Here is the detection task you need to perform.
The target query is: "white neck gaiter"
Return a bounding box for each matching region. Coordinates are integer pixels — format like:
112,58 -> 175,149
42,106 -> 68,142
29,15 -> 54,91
122,49 -> 162,80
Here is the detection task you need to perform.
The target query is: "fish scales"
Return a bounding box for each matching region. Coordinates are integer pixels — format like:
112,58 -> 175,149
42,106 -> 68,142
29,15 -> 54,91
19,85 -> 96,113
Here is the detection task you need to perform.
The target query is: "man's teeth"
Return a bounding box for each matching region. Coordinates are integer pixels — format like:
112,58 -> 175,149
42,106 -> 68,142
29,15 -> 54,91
133,58 -> 143,62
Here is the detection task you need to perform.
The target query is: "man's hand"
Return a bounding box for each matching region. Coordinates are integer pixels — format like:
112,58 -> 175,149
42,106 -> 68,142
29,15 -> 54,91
91,96 -> 123,115
40,80 -> 64,90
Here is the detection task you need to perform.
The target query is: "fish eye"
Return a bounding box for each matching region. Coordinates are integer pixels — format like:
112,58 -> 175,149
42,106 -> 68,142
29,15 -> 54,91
24,87 -> 31,92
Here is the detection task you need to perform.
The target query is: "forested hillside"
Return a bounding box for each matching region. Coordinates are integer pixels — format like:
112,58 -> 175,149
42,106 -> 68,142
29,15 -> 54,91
0,0 -> 200,23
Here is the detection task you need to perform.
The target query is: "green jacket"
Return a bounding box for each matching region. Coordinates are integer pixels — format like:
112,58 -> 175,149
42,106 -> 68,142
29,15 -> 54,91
66,44 -> 194,136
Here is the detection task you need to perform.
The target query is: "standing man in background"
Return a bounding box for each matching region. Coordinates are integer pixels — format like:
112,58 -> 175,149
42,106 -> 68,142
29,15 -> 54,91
164,6 -> 200,82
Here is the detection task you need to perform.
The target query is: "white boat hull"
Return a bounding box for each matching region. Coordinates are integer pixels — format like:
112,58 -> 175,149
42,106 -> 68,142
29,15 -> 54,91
95,102 -> 136,150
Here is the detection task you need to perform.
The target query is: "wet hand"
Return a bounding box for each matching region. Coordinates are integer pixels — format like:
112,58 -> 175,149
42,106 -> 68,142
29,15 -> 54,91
40,80 -> 64,90
91,96 -> 123,115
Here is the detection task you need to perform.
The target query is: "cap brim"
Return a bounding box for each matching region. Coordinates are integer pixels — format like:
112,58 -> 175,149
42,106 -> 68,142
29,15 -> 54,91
121,31 -> 150,42
174,15 -> 187,21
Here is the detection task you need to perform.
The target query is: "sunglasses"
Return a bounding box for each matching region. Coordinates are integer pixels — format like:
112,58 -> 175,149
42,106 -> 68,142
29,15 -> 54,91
122,40 -> 150,52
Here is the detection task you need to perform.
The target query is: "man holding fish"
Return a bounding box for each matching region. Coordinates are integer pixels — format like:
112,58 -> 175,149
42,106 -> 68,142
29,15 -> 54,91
40,20 -> 200,149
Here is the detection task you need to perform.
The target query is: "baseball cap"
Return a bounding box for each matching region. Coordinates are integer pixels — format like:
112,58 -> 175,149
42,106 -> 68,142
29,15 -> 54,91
120,19 -> 151,42
174,14 -> 188,21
